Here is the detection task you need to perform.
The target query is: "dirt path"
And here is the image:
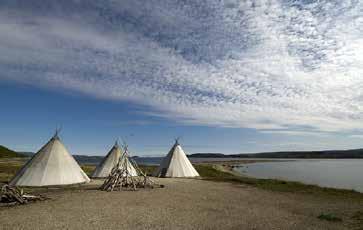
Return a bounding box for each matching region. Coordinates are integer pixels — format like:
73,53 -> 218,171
0,178 -> 357,230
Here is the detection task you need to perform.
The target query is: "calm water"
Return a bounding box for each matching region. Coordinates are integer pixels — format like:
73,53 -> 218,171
234,159 -> 363,192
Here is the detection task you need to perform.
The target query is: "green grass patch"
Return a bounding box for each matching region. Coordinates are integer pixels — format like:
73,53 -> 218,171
194,164 -> 363,199
318,213 -> 342,222
350,211 -> 363,229
139,165 -> 157,176
352,211 -> 363,221
81,165 -> 96,177
0,159 -> 26,183
194,164 -> 233,178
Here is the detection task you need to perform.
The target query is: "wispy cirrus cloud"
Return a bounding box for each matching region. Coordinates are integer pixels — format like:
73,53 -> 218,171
1,0 -> 363,132
259,130 -> 329,137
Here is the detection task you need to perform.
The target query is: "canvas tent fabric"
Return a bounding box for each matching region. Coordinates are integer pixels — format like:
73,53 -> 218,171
118,150 -> 138,177
9,134 -> 90,187
91,142 -> 122,178
153,141 -> 199,177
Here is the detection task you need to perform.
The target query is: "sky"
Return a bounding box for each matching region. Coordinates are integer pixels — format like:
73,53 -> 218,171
1,0 -> 363,156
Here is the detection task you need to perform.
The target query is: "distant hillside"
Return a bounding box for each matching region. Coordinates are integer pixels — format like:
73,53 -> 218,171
73,155 -> 104,165
189,153 -> 226,158
12,152 -> 105,165
189,149 -> 363,159
0,145 -> 25,158
18,152 -> 35,157
238,149 -> 363,159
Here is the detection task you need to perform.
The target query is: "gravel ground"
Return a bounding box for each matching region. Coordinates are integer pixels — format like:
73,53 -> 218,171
0,178 -> 356,230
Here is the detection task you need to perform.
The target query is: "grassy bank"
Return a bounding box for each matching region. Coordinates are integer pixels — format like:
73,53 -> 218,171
195,164 -> 363,199
0,158 -> 26,182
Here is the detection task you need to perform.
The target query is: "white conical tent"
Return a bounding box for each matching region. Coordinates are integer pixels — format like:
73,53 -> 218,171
153,141 -> 199,177
9,134 -> 90,187
92,142 -> 122,178
118,149 -> 138,177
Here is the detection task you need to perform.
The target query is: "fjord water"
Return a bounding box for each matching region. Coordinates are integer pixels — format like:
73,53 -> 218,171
235,159 -> 363,192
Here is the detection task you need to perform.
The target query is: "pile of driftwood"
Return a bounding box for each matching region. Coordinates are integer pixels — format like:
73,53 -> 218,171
1,185 -> 46,206
101,145 -> 162,192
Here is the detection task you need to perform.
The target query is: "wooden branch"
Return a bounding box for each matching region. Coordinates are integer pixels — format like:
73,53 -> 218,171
1,185 -> 46,205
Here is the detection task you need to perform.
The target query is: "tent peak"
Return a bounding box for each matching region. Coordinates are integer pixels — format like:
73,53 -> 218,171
174,137 -> 180,146
53,128 -> 61,140
122,141 -> 129,152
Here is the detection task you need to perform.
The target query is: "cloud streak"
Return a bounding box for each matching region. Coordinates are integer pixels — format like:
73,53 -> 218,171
1,0 -> 363,132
